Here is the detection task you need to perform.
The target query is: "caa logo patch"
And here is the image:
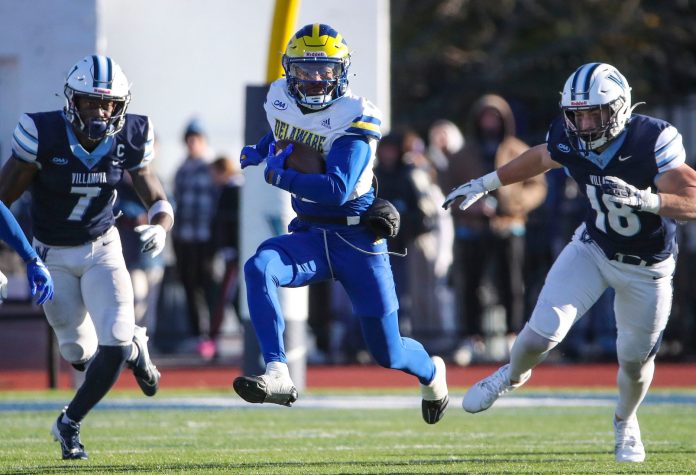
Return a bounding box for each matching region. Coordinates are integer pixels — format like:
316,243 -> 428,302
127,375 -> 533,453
272,100 -> 288,110
557,143 -> 571,153
51,157 -> 68,165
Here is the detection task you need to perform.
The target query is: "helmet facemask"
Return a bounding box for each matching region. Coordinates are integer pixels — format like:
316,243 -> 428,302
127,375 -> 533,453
283,56 -> 349,110
65,88 -> 131,141
562,96 -> 627,153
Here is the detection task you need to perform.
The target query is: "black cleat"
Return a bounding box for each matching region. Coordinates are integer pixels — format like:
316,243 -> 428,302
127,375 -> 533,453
127,329 -> 160,397
422,395 -> 449,424
420,356 -> 449,424
51,411 -> 88,460
233,374 -> 298,407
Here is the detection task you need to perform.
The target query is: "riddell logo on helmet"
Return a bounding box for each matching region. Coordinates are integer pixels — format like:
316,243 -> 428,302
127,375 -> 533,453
94,87 -> 111,94
571,101 -> 588,106
304,52 -> 327,57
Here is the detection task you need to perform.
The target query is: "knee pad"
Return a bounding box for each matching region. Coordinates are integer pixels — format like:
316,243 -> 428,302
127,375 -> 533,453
245,247 -> 290,288
617,330 -> 663,364
111,320 -> 134,344
528,298 -> 578,343
618,355 -> 655,381
60,342 -> 96,365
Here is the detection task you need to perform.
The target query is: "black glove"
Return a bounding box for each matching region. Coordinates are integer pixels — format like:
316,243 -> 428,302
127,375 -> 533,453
363,198 -> 401,239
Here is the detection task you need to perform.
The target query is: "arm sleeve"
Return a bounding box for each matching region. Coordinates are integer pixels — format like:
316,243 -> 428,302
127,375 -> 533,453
278,135 -> 372,205
0,202 -> 37,262
126,117 -> 156,171
654,125 -> 685,174
11,114 -> 40,165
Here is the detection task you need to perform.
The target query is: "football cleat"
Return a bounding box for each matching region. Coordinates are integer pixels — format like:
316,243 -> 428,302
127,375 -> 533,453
462,363 -> 531,413
420,356 -> 449,424
614,417 -> 645,462
233,373 -> 298,407
51,410 -> 88,460
127,327 -> 160,397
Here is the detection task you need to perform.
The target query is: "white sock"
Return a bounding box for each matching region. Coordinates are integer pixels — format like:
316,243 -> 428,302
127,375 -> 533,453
616,356 -> 655,420
508,324 -> 558,382
265,361 -> 289,377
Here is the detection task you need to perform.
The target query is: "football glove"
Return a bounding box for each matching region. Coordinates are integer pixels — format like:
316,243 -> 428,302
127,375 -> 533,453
135,224 -> 167,258
363,198 -> 401,239
26,258 -> 54,305
443,171 -> 503,211
240,145 -> 265,169
601,176 -> 661,214
264,142 -> 294,186
0,270 -> 7,303
443,178 -> 488,211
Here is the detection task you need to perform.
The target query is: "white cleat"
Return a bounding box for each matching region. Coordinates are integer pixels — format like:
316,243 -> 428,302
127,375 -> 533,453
233,372 -> 298,407
420,356 -> 449,424
614,417 -> 645,462
462,364 -> 531,413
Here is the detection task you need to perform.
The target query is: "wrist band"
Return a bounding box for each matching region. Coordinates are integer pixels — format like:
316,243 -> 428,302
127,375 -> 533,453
482,171 -> 502,191
147,200 -> 174,224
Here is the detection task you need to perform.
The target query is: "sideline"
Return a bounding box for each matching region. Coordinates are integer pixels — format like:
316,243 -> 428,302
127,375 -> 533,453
0,392 -> 694,412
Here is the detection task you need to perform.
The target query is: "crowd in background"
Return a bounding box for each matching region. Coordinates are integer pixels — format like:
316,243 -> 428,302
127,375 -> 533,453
2,95 -> 695,366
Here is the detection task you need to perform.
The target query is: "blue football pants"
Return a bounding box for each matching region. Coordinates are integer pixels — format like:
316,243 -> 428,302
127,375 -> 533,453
244,228 -> 435,385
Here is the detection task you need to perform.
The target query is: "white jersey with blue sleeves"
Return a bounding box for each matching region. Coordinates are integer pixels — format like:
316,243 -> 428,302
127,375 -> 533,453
264,78 -> 382,201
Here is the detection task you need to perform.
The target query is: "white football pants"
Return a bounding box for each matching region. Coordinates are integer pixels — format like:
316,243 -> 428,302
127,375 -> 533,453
34,226 -> 136,364
528,225 -> 674,363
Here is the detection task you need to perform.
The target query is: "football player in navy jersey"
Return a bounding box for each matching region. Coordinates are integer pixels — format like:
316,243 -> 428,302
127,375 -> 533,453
233,24 -> 448,425
0,55 -> 173,460
443,63 -> 696,462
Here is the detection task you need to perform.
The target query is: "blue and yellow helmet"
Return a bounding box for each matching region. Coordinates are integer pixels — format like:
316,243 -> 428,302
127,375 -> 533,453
282,24 -> 351,110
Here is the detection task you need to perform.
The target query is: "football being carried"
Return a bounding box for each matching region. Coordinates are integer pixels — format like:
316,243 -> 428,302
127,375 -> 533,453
276,139 -> 326,174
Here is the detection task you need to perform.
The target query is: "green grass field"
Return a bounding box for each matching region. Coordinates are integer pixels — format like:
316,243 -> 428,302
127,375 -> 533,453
0,390 -> 694,474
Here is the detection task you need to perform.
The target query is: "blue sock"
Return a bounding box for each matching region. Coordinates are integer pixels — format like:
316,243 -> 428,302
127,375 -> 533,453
360,311 -> 435,385
66,345 -> 130,422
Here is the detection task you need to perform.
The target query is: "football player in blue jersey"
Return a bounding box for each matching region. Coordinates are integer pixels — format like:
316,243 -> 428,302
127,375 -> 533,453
0,55 -> 174,460
444,63 -> 696,462
0,201 -> 53,305
233,24 -> 448,424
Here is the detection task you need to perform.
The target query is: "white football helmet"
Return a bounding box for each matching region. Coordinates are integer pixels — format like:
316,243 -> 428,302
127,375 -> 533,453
560,63 -> 632,153
64,55 -> 131,140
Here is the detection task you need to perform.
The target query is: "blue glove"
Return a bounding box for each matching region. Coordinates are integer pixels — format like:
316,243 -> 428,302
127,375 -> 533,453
26,258 -> 54,305
264,142 -> 294,186
240,145 -> 265,169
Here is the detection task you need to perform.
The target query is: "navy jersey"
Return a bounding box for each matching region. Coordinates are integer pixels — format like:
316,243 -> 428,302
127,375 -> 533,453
546,114 -> 686,263
10,111 -> 154,245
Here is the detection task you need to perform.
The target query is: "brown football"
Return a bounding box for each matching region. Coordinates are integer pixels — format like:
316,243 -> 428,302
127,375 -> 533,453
276,139 -> 326,174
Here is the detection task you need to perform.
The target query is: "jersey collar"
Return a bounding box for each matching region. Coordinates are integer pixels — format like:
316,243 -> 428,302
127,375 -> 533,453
63,113 -> 115,170
580,130 -> 628,169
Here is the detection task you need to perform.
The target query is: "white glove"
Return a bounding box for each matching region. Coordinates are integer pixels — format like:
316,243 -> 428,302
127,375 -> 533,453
134,224 -> 167,258
0,270 -> 7,303
443,171 -> 502,211
601,176 -> 661,214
